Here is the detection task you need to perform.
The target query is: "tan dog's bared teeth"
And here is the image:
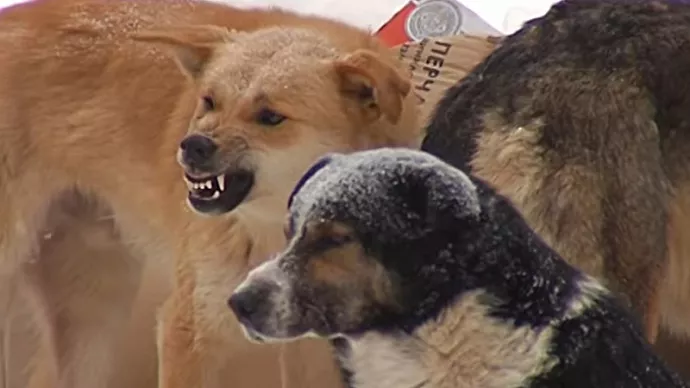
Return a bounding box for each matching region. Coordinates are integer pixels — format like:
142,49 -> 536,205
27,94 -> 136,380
217,175 -> 225,192
184,177 -> 221,194
211,190 -> 221,199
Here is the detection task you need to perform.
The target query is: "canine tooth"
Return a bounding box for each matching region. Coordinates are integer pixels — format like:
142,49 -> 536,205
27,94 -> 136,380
211,190 -> 221,199
217,175 -> 225,191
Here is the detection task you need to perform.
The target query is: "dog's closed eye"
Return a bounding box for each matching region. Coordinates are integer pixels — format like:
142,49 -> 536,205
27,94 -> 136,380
307,224 -> 354,252
299,221 -> 356,254
314,234 -> 353,251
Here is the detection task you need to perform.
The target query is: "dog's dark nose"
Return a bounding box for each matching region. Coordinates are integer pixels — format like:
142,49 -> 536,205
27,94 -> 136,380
228,288 -> 262,322
180,134 -> 218,167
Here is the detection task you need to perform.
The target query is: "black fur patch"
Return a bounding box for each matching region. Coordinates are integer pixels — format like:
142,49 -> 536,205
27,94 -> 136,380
351,175 -> 585,335
528,295 -> 686,387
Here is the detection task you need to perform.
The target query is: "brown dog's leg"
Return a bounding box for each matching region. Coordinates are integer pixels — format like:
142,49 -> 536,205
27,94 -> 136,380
22,242 -> 167,388
156,241 -> 276,388
157,262 -> 204,388
598,156 -> 668,345
22,195 -> 145,388
0,277 -> 21,388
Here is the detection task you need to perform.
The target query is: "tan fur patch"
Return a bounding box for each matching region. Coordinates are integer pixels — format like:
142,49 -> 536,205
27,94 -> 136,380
472,113 -> 605,280
346,291 -> 557,388
304,222 -> 396,307
309,245 -> 365,285
346,279 -> 605,388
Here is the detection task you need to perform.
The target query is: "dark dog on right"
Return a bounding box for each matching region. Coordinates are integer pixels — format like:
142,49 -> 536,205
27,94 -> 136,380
229,148 -> 688,388
422,0 -> 690,362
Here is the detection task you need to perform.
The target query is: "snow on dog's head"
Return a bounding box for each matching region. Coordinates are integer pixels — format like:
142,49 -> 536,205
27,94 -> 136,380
289,148 -> 480,239
229,148 -> 481,341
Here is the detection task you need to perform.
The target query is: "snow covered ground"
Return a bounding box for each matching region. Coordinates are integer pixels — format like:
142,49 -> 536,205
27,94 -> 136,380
0,0 -> 555,35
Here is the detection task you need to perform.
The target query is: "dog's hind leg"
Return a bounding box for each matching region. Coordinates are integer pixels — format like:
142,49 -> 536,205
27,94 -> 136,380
21,193 -> 145,388
0,207 -> 46,388
0,276 -> 21,388
596,164 -> 668,344
156,262 -> 204,388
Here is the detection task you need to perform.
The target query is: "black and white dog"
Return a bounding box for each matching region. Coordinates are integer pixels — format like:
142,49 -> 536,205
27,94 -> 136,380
229,148 -> 687,388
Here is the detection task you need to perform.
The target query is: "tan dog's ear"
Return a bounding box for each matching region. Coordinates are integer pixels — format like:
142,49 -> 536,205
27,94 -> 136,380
132,25 -> 236,79
333,49 -> 411,124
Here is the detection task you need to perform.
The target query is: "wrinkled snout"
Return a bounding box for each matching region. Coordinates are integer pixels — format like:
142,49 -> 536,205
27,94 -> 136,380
177,133 -> 256,215
179,134 -> 218,172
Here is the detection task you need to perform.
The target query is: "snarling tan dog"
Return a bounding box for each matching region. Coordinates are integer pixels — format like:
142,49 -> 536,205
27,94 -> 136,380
0,1 -> 421,387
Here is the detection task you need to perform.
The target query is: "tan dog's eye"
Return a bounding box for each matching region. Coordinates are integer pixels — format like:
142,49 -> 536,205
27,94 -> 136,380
201,95 -> 215,111
256,108 -> 286,126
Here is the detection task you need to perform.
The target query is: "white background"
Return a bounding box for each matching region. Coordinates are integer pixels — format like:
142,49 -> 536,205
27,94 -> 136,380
0,0 -> 556,35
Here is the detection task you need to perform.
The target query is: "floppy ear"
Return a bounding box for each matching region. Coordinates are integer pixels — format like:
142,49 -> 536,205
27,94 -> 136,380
131,25 -> 236,79
333,49 -> 411,124
288,155 -> 336,209
397,166 -> 481,230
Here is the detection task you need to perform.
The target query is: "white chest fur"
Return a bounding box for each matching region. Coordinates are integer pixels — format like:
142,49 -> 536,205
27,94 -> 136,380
344,333 -> 430,388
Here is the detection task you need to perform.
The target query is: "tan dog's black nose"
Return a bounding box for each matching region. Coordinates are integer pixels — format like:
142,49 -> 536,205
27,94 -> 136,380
180,134 -> 217,168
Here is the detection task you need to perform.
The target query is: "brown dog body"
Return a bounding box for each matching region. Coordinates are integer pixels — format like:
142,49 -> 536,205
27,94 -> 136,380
0,1 -> 420,387
421,0 -> 690,370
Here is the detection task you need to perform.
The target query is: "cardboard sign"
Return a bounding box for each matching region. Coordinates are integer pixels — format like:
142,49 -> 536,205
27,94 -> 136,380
391,34 -> 499,123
